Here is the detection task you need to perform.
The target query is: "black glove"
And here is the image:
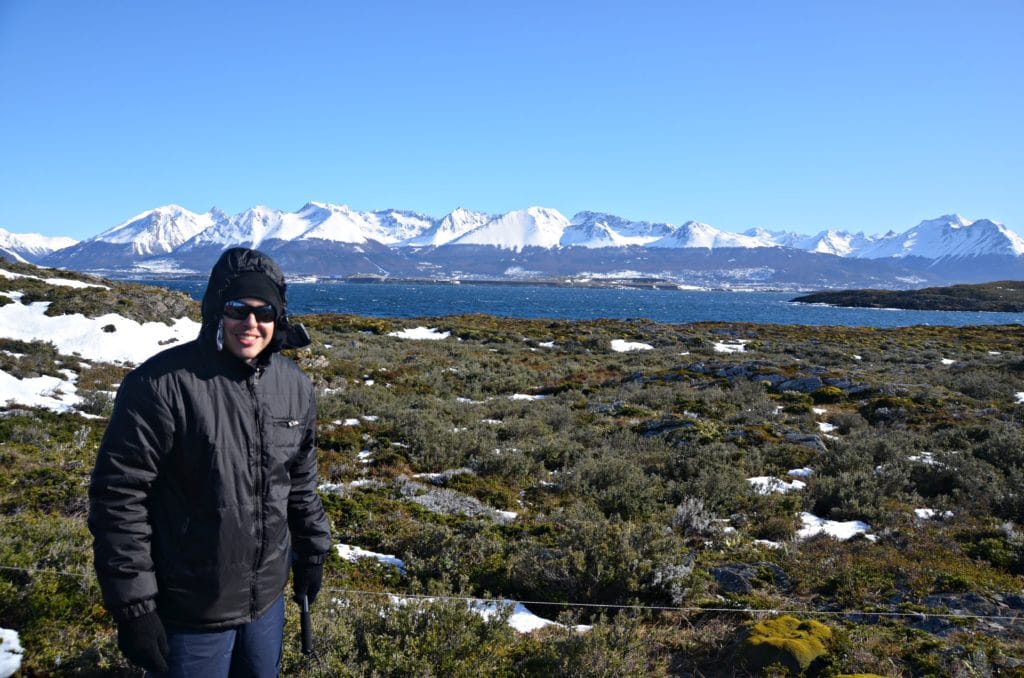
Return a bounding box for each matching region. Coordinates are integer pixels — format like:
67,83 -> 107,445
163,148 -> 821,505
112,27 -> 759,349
292,561 -> 324,606
117,610 -> 170,673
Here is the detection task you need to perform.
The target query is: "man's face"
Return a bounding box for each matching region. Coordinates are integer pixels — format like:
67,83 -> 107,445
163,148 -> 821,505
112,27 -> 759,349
222,297 -> 275,363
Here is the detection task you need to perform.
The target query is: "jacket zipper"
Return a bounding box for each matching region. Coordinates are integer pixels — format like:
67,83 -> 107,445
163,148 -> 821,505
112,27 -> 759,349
247,371 -> 266,620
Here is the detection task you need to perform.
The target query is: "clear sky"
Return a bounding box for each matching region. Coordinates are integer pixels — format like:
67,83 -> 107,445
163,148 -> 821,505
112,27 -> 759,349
1,0 -> 1021,239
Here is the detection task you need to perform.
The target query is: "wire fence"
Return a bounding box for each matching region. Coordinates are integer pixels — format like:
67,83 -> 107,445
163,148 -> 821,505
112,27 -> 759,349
3,563 -> 1024,624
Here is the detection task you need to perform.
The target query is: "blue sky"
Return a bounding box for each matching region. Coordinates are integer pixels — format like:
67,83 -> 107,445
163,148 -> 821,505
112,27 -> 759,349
1,1 -> 1021,239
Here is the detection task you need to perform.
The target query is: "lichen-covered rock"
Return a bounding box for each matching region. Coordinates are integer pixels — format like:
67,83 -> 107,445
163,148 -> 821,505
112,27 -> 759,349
738,615 -> 833,673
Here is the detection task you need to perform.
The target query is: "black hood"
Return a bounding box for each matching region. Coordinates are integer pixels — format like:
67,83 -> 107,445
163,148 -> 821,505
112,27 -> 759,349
199,247 -> 310,353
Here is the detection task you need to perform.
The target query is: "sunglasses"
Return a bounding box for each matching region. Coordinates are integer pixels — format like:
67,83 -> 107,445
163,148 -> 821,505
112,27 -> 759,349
222,300 -> 277,323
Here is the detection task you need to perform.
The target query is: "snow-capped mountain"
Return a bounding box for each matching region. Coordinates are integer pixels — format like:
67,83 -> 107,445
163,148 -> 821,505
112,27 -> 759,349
95,205 -> 221,255
177,203 -> 438,251
447,207 -> 570,251
788,230 -> 890,257
855,214 -> 1024,260
0,227 -> 78,263
25,203 -> 1024,287
648,221 -> 776,249
561,212 -> 675,248
401,208 -> 490,247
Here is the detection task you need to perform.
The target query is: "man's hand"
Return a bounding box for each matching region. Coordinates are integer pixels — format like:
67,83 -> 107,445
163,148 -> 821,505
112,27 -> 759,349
117,610 -> 170,673
292,561 -> 324,606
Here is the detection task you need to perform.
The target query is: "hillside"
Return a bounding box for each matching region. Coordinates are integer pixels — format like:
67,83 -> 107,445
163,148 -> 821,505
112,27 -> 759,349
792,280 -> 1024,312
2,263 -> 1024,675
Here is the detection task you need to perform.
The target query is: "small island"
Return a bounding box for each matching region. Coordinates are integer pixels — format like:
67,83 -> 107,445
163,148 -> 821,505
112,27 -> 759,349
792,280 -> 1024,312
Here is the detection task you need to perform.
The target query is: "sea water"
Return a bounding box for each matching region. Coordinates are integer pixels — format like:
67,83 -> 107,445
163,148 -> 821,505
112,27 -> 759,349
143,280 -> 1024,328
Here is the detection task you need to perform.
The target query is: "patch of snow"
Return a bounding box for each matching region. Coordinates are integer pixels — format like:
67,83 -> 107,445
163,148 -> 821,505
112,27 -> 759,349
357,450 -> 373,464
335,543 -> 405,572
812,407 -> 827,415
818,422 -> 837,433
1016,392 -> 1024,404
610,339 -> 653,352
908,452 -> 940,466
0,301 -> 200,365
941,358 -> 956,365
387,326 -> 451,340
747,476 -> 806,494
753,539 -> 783,549
496,510 -> 518,521
990,351 -> 1002,355
475,600 -> 589,633
0,368 -> 81,412
510,393 -> 546,401
797,512 -> 872,541
0,627 -> 23,678
852,354 -> 862,360
538,341 -> 555,348
915,508 -> 954,520
712,341 -> 747,353
0,268 -> 108,289
342,418 -> 360,426
787,467 -> 813,478
481,419 -> 502,425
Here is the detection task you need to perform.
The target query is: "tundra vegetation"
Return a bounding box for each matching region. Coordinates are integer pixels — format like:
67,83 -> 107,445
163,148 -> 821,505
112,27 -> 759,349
1,264 -> 1024,675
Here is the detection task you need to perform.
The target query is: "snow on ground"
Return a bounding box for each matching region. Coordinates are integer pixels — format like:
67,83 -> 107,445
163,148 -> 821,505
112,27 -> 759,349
797,512 -> 873,541
712,340 -> 747,353
383,595 -> 589,634
747,476 -> 806,494
387,326 -> 451,340
0,267 -> 108,290
0,368 -> 82,412
812,407 -> 827,415
510,393 -> 546,401
610,339 -> 653,352
915,508 -> 954,520
753,539 -> 783,549
0,627 -> 22,678
335,543 -> 405,572
941,358 -> 956,365
1016,392 -> 1024,404
787,467 -> 813,478
472,600 -> 590,633
538,341 -> 555,348
817,422 -> 837,433
0,301 -> 200,365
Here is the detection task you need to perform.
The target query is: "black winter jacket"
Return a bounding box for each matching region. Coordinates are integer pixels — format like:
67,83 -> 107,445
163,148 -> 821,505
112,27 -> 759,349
88,249 -> 331,628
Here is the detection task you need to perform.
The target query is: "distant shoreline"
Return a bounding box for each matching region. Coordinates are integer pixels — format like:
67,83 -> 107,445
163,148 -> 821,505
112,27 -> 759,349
792,281 -> 1024,312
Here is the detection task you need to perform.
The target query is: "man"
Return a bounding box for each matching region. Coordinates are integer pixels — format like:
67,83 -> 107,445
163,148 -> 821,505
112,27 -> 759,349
89,248 -> 332,676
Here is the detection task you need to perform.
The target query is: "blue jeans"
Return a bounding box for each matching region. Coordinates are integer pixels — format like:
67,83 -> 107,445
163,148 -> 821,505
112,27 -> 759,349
149,594 -> 285,678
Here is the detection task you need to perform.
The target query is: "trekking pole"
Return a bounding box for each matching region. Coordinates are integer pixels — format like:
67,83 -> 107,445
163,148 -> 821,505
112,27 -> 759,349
300,594 -> 313,655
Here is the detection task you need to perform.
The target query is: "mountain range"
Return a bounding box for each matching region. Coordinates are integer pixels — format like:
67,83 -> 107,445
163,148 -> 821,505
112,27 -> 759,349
4,204 -> 1024,289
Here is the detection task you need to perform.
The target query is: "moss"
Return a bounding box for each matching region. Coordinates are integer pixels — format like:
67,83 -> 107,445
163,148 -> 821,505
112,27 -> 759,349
738,615 -> 834,673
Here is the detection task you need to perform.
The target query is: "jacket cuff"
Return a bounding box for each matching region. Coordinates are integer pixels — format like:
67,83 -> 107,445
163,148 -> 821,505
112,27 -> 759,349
292,551 -> 329,566
110,598 -> 158,622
